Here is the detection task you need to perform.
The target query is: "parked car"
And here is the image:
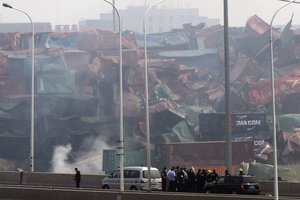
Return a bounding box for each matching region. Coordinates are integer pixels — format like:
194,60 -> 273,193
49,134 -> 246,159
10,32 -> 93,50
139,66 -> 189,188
203,175 -> 261,195
101,166 -> 162,190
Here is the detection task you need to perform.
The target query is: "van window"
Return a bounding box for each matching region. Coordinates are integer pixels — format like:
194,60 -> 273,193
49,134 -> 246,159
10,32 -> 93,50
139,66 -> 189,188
124,170 -> 140,178
112,170 -> 120,178
129,170 -> 140,178
143,170 -> 161,178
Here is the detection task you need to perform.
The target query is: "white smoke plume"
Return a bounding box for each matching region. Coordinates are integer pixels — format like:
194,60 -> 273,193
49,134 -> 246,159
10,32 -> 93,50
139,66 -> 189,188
51,144 -> 73,173
51,136 -> 111,174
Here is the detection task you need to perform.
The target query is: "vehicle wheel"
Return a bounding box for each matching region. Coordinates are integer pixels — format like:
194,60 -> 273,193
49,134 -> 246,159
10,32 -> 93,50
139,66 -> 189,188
231,190 -> 237,195
130,186 -> 137,190
102,185 -> 110,189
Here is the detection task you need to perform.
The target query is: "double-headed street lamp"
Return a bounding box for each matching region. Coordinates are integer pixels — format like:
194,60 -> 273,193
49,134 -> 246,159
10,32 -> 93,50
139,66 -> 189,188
270,0 -> 296,199
103,0 -> 124,192
143,0 -> 167,192
2,3 -> 35,172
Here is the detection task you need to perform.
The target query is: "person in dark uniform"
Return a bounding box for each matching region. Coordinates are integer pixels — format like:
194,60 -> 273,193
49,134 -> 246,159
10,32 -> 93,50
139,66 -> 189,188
74,168 -> 81,188
197,168 -> 207,193
209,169 -> 219,182
161,167 -> 167,191
224,169 -> 231,176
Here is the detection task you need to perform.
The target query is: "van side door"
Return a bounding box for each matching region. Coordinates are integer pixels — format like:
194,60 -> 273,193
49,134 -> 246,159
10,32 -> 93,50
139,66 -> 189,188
124,170 -> 140,190
109,170 -> 120,189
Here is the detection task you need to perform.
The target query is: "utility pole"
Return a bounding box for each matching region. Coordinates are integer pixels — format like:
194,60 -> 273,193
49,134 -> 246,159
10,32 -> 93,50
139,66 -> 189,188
223,0 -> 232,174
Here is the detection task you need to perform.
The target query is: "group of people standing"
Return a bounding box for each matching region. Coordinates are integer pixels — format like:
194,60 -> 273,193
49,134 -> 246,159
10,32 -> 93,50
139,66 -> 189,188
161,166 -> 224,192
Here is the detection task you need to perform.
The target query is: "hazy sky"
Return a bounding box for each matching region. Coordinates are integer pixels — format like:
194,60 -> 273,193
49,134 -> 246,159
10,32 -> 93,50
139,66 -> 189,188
0,0 -> 300,27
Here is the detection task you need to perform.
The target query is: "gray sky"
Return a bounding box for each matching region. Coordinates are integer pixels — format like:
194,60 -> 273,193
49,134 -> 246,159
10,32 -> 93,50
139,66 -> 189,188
0,0 -> 300,27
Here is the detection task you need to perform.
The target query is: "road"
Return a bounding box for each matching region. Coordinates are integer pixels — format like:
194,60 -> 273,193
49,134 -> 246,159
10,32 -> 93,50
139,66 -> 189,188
0,184 -> 300,200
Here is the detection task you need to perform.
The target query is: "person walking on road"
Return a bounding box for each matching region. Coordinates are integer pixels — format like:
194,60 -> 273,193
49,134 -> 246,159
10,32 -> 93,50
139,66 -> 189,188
74,168 -> 81,188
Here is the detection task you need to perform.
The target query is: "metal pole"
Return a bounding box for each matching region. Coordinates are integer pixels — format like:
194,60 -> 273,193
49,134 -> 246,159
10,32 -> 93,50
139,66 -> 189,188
2,3 -> 35,172
112,0 -> 116,31
143,0 -> 167,192
104,0 -> 124,192
270,1 -> 295,199
223,0 -> 232,174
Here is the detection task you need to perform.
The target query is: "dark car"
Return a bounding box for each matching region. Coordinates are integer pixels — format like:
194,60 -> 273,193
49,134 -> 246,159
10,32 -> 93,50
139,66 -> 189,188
203,175 -> 260,195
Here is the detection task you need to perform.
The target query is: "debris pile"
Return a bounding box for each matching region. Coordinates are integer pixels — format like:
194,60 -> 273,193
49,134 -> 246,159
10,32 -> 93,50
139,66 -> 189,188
1,14 -> 300,171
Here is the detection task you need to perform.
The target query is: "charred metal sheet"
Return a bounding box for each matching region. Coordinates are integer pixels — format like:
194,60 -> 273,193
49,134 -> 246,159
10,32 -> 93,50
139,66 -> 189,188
246,15 -> 280,37
78,30 -> 100,52
36,94 -> 99,117
275,46 -> 297,68
128,30 -> 189,49
281,131 -> 300,164
280,14 -> 294,46
46,32 -> 78,50
123,91 -> 142,118
194,25 -> 224,48
63,50 -> 89,70
151,108 -> 185,134
230,57 -> 260,93
0,33 -> 21,51
248,73 -> 300,105
98,29 -> 119,51
282,93 -> 300,114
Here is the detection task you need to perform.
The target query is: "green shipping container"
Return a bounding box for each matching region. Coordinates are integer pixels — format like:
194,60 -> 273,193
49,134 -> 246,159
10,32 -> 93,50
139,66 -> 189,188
102,149 -> 148,174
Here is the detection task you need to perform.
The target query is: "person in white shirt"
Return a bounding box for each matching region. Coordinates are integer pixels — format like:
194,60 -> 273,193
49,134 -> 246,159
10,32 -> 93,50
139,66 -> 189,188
167,167 -> 176,191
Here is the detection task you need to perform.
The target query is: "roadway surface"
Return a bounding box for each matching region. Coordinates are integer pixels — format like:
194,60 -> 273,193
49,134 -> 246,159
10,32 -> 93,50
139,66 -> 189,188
0,184 -> 300,200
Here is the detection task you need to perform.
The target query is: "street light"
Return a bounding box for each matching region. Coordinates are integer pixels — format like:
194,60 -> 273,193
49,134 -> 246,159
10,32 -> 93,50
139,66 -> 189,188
143,0 -> 167,192
103,0 -> 124,192
2,3 -> 35,172
223,0 -> 232,175
270,0 -> 296,199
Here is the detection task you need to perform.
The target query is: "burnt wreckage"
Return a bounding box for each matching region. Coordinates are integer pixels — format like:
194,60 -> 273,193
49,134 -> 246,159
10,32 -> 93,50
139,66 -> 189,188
1,14 -> 300,172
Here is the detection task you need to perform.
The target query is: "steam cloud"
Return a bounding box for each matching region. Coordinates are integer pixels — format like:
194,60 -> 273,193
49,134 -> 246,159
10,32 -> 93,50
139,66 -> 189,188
51,136 -> 111,174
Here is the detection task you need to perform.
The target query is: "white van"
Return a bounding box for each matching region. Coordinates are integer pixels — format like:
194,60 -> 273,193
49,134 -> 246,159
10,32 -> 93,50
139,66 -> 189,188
101,166 -> 162,190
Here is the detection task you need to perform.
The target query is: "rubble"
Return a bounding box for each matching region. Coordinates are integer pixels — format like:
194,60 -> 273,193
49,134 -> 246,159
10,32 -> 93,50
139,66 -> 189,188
1,14 -> 300,171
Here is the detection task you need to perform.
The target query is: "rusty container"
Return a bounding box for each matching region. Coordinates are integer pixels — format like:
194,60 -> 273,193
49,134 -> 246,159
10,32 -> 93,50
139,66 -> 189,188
154,141 -> 254,170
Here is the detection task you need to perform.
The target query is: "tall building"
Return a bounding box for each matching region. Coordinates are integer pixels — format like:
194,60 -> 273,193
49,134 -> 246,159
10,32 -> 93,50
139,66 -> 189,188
79,6 -> 219,33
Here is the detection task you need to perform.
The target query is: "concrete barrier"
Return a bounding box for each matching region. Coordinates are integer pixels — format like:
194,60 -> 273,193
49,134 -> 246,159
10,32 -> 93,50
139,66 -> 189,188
0,171 -> 106,188
1,171 -> 300,196
260,181 -> 300,197
0,171 -> 22,185
0,186 -> 294,200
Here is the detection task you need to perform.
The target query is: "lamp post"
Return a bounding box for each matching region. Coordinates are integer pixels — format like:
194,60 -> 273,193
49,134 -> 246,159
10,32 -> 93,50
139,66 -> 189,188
143,0 -> 167,192
270,0 -> 296,199
103,0 -> 124,192
2,3 -> 35,172
112,0 -> 116,31
223,0 -> 232,175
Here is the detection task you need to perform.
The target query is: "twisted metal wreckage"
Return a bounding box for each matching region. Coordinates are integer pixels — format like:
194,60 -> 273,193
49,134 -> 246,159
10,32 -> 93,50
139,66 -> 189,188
1,14 -> 300,173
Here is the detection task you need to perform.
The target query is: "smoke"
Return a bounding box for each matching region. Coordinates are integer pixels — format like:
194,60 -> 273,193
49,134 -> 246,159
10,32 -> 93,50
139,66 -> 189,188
51,136 -> 111,174
51,144 -> 73,173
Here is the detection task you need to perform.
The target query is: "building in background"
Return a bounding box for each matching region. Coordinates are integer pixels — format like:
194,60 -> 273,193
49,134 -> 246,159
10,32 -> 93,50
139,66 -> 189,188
79,6 -> 219,33
0,22 -> 52,33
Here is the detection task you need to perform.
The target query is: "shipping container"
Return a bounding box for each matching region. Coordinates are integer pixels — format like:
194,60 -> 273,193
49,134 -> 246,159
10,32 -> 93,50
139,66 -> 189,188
102,149 -> 150,174
154,141 -> 254,170
199,112 -> 268,141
